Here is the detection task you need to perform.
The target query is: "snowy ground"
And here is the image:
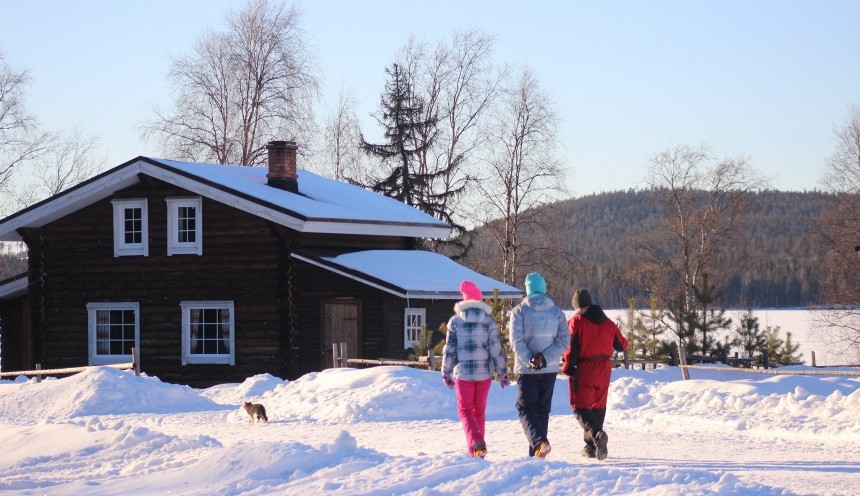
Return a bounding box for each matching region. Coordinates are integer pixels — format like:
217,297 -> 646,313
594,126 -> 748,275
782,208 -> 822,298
1,365 -> 859,495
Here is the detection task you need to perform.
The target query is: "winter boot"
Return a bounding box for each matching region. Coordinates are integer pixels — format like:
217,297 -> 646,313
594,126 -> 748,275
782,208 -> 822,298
595,431 -> 608,461
535,440 -> 552,459
471,442 -> 487,459
581,445 -> 596,458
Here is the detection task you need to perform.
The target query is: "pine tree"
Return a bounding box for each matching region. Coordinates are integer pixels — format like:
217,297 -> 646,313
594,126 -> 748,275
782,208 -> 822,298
407,323 -> 446,367
485,288 -> 512,373
770,330 -> 803,365
619,297 -> 650,365
666,293 -> 699,354
764,326 -> 802,366
361,63 -> 454,221
644,296 -> 669,360
693,273 -> 732,356
735,308 -> 767,358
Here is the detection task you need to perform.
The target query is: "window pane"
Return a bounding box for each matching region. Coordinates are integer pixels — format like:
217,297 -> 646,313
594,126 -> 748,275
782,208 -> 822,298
177,206 -> 196,243
95,307 -> 135,357
123,208 -> 142,244
188,306 -> 230,356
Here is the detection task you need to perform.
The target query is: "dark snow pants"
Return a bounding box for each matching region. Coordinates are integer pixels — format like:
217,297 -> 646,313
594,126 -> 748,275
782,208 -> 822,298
515,372 -> 556,456
574,407 -> 607,449
569,358 -> 612,449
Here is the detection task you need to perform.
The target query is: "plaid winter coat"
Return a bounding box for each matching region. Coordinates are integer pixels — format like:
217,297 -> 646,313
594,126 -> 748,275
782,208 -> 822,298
442,301 -> 507,381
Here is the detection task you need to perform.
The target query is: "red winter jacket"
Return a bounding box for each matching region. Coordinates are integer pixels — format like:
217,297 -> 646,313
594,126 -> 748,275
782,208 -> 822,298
562,305 -> 627,409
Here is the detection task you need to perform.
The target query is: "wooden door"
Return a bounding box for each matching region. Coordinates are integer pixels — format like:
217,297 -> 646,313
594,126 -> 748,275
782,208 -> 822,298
322,300 -> 361,368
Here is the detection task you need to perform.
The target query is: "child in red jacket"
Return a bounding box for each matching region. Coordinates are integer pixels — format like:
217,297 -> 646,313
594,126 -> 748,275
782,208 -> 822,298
562,288 -> 628,461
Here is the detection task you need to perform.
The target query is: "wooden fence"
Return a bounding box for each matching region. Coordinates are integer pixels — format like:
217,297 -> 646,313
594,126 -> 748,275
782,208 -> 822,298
333,341 -> 860,379
0,348 -> 140,382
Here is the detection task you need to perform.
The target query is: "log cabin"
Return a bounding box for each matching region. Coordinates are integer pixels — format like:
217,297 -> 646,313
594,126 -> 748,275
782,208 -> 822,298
0,141 -> 521,386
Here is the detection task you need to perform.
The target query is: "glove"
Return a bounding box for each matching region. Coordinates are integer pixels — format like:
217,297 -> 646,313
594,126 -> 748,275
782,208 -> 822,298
529,353 -> 547,371
562,360 -> 576,377
499,374 -> 511,389
442,373 -> 455,390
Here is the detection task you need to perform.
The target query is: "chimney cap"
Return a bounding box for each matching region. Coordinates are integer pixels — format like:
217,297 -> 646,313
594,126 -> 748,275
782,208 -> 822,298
267,140 -> 298,148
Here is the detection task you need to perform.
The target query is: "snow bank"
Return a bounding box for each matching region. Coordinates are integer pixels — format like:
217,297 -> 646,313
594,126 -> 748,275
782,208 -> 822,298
261,366 -> 465,422
0,366 -> 218,422
611,366 -> 860,439
201,373 -> 288,405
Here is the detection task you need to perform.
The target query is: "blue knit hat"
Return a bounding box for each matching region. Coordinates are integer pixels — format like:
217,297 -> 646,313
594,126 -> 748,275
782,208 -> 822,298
524,272 -> 546,296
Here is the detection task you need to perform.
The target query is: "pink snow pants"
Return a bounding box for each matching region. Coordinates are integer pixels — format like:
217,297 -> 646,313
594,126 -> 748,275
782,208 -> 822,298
455,378 -> 492,455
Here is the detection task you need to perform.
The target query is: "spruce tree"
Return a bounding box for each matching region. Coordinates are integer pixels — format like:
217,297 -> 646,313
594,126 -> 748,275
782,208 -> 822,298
361,63 -> 453,221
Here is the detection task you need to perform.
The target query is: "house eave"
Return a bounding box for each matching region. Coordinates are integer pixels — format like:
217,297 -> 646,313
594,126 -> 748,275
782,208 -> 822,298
0,273 -> 28,299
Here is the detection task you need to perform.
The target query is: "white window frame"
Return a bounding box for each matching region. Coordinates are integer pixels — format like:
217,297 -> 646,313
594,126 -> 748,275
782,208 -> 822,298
166,197 -> 202,256
181,300 -> 235,365
404,307 -> 426,348
87,302 -> 140,366
111,199 -> 148,257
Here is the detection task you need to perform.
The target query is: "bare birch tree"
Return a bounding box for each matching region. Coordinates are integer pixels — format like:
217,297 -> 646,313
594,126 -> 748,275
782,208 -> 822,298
475,66 -> 565,285
33,129 -> 105,196
395,29 -> 506,253
814,104 -> 860,361
142,0 -> 319,166
638,143 -> 765,340
320,84 -> 365,181
0,51 -> 48,200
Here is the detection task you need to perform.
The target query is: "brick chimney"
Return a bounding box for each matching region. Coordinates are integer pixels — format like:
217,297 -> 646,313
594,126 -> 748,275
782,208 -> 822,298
266,140 -> 299,193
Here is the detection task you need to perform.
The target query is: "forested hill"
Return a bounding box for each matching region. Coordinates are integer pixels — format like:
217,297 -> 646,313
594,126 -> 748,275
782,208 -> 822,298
463,189 -> 832,309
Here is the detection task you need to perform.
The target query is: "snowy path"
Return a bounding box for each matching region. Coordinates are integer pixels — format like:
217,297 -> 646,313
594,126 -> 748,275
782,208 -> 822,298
95,407 -> 859,496
2,366 -> 859,495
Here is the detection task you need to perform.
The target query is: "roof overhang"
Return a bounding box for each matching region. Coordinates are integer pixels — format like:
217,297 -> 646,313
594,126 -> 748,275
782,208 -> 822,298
0,274 -> 27,300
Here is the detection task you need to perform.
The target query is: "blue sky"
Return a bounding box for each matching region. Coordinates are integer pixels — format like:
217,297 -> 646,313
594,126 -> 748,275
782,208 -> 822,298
1,0 -> 858,196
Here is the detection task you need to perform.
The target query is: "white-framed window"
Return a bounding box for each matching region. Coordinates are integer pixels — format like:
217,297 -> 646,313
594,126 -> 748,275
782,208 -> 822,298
166,197 -> 202,256
111,199 -> 148,257
181,301 -> 234,365
404,307 -> 426,348
87,302 -> 140,365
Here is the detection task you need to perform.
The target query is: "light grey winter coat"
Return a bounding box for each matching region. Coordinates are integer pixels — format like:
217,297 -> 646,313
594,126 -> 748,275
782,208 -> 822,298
509,294 -> 570,375
442,301 -> 507,381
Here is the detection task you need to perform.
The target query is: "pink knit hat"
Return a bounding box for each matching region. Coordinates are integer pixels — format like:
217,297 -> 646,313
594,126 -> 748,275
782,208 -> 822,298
459,280 -> 482,301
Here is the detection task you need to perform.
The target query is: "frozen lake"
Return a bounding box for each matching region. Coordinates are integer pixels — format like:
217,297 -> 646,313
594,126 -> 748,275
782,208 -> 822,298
602,308 -> 858,367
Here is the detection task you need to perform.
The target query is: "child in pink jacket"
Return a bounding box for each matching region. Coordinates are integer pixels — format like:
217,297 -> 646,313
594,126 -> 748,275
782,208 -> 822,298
441,280 -> 511,458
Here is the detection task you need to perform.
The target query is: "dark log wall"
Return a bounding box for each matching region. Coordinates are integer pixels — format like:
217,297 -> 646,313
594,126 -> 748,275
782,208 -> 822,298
294,260 -> 385,372
381,298 -> 455,358
0,297 -> 28,372
19,175 -> 421,386
26,178 -> 283,386
294,257 -> 458,367
296,232 -> 413,255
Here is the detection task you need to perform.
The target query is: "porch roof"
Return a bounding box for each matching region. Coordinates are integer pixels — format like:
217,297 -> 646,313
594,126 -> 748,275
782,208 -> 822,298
292,250 -> 523,300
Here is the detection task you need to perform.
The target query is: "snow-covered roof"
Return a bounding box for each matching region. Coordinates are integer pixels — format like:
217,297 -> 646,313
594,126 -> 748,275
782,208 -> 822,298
293,250 -> 523,300
0,157 -> 451,241
0,273 -> 27,299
